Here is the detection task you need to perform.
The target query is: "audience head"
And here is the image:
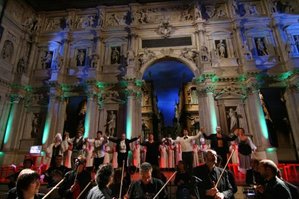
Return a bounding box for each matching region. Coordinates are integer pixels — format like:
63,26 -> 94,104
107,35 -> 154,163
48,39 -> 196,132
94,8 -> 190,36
258,159 -> 278,179
23,157 -> 34,169
54,155 -> 63,167
96,164 -> 114,189
140,162 -> 153,185
16,169 -> 40,198
204,149 -> 218,167
177,160 -> 186,171
250,158 -> 260,171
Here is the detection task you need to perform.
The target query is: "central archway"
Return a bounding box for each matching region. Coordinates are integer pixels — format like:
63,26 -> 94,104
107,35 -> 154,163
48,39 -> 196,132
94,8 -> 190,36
140,56 -> 198,139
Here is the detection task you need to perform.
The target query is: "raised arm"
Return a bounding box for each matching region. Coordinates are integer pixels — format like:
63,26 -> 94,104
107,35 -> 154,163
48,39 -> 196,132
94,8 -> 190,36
128,136 -> 139,143
108,136 -> 118,143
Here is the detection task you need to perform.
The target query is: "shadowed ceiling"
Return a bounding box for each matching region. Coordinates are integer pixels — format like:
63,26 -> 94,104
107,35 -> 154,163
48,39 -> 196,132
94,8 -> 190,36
24,0 -> 181,11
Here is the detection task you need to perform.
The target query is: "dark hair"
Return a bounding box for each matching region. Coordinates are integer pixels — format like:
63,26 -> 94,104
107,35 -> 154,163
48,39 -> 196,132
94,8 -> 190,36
96,164 -> 114,189
140,162 -> 152,173
23,158 -> 33,166
97,131 -> 103,135
16,169 -> 40,197
259,159 -> 278,175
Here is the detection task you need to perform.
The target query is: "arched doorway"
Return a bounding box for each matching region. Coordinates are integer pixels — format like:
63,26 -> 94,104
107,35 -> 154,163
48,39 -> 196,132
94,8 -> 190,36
140,57 -> 199,140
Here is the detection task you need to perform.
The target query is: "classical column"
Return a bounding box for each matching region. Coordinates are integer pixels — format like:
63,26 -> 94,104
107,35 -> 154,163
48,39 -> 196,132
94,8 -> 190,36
198,85 -> 218,133
2,94 -> 23,150
84,86 -> 97,138
0,96 -> 11,146
61,32 -> 72,73
125,80 -> 142,138
271,17 -> 288,64
56,97 -> 68,135
42,87 -> 60,148
245,81 -> 276,162
284,83 -> 299,158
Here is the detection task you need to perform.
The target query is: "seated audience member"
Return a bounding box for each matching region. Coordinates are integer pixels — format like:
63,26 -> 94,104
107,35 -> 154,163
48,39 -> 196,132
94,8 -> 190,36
277,170 -> 299,199
246,158 -> 263,185
44,155 -> 70,188
109,168 -> 130,199
7,157 -> 34,190
217,155 -> 237,198
193,149 -> 234,199
15,169 -> 44,199
127,162 -> 167,199
58,156 -> 91,199
87,164 -> 114,199
174,161 -> 192,199
255,159 -> 291,199
152,165 -> 167,183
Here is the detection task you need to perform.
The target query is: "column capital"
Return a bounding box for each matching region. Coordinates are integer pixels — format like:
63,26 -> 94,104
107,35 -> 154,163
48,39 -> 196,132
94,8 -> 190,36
9,93 -> 23,103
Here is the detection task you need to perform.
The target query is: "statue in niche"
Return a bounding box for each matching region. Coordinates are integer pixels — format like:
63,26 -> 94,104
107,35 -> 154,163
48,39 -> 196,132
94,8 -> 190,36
76,49 -> 86,66
190,88 -> 198,104
216,40 -> 228,58
226,107 -> 239,133
111,47 -> 120,64
105,110 -> 116,136
255,37 -> 268,56
89,54 -> 99,68
143,91 -> 150,105
127,49 -> 135,65
31,113 -> 40,138
96,9 -> 104,27
41,51 -> 53,69
242,41 -> 253,60
23,16 -> 38,32
16,57 -> 27,74
294,35 -> 299,52
54,53 -> 64,70
194,2 -> 202,20
1,40 -> 14,61
200,46 -> 209,62
77,100 -> 87,130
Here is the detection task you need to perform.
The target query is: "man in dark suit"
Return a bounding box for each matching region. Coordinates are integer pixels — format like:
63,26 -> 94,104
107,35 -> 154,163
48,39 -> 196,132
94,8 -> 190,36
203,126 -> 237,167
193,149 -> 234,199
108,133 -> 139,168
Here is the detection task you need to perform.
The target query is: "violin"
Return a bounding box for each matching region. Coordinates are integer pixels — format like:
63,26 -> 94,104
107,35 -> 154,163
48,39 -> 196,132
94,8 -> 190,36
71,179 -> 81,199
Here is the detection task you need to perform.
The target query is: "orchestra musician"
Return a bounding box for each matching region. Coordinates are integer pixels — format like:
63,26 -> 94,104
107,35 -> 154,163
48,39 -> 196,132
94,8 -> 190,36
58,155 -> 91,199
126,162 -> 167,199
87,164 -> 114,199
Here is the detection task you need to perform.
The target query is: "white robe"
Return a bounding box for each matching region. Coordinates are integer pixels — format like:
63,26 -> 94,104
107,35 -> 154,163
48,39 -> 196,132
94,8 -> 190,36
168,145 -> 175,169
159,145 -> 168,169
